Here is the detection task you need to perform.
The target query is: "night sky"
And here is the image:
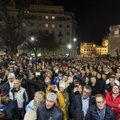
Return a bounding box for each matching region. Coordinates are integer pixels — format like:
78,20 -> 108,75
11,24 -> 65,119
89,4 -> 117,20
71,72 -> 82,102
54,0 -> 120,44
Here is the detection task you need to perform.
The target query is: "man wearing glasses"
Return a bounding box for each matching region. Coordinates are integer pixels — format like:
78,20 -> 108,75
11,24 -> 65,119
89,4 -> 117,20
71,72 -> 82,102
71,85 -> 95,119
85,94 -> 115,120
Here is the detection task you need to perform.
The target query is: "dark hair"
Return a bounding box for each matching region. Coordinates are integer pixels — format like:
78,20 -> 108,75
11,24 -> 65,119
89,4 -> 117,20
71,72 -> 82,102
95,94 -> 105,100
83,85 -> 92,92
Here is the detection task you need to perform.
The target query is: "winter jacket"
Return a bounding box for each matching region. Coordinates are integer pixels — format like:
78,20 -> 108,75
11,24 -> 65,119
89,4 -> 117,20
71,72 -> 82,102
37,103 -> 64,120
70,94 -> 95,116
85,105 -> 115,120
105,92 -> 120,113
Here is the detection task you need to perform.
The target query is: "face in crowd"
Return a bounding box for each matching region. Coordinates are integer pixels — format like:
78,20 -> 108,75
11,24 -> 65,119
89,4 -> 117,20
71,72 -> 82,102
112,85 -> 120,94
82,86 -> 91,99
96,95 -> 106,110
46,98 -> 55,109
13,79 -> 21,90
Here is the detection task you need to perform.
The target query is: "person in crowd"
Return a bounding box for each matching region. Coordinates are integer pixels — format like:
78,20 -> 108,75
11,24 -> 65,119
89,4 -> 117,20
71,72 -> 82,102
0,94 -> 15,119
106,74 -> 120,86
1,73 -> 15,94
37,92 -> 64,120
106,75 -> 118,92
9,78 -> 28,120
105,85 -> 120,120
25,91 -> 45,112
85,94 -> 115,120
24,91 -> 45,120
53,71 -> 63,86
59,81 -> 69,120
96,73 -> 106,95
89,76 -> 104,96
71,85 -> 95,119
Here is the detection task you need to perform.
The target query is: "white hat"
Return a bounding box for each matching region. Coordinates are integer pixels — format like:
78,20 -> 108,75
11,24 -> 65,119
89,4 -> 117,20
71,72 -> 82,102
59,81 -> 66,88
8,73 -> 15,79
46,92 -> 57,103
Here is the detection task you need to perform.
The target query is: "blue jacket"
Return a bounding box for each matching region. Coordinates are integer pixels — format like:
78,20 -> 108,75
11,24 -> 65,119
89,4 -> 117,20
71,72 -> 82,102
85,105 -> 115,120
71,94 -> 95,114
37,103 -> 64,120
25,100 -> 35,112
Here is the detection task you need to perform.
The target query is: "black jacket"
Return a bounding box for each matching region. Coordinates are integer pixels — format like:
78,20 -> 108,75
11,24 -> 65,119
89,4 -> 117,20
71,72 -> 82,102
85,105 -> 115,120
37,103 -> 64,120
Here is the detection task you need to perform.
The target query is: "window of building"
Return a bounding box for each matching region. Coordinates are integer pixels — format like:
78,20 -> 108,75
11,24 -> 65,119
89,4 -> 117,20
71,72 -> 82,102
59,24 -> 62,28
52,16 -> 55,20
67,25 -> 70,28
58,31 -> 63,37
45,16 -> 49,19
45,23 -> 48,28
67,17 -> 70,20
52,24 -> 55,28
67,32 -> 70,36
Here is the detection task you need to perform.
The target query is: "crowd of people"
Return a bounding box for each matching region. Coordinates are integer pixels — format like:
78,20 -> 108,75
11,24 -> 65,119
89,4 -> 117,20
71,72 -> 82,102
0,54 -> 120,120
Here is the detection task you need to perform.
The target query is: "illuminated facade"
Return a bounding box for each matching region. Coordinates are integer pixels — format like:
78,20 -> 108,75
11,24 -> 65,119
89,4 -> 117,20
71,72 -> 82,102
108,25 -> 120,56
80,39 -> 108,57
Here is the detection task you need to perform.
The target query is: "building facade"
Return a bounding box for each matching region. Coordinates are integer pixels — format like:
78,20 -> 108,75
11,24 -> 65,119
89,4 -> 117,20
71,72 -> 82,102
80,39 -> 108,57
0,0 -> 76,55
108,25 -> 120,56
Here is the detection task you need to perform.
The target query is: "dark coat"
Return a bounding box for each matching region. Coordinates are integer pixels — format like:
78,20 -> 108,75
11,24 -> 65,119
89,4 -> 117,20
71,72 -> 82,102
85,105 -> 115,120
37,103 -> 64,120
70,94 -> 95,118
1,81 -> 10,94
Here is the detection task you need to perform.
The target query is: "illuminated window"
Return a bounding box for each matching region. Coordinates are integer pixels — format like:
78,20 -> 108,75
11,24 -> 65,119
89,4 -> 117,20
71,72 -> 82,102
52,24 -> 55,28
45,16 -> 49,19
45,24 -> 48,27
114,29 -> 119,35
52,16 -> 55,20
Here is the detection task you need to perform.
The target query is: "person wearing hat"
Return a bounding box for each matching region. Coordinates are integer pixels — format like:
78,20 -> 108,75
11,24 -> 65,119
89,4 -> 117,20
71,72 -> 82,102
1,73 -> 15,94
59,81 -> 69,120
105,85 -> 120,120
37,92 -> 64,120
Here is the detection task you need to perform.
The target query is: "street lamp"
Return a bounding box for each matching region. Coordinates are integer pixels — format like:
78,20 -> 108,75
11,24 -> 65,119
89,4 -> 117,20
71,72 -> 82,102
30,36 -> 35,42
73,38 -> 77,42
67,44 -> 72,50
67,44 -> 72,56
73,38 -> 77,56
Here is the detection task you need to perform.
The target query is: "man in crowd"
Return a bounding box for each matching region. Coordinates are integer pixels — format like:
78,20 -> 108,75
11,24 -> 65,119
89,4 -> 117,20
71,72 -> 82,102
85,94 -> 115,120
9,78 -> 28,120
37,92 -> 64,120
71,85 -> 95,119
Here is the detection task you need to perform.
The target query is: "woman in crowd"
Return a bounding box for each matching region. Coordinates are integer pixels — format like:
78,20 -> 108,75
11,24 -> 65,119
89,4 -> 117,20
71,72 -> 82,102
105,85 -> 120,120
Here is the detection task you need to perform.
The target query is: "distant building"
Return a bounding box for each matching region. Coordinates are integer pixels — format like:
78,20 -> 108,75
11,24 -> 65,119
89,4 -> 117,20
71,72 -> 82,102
108,25 -> 120,56
0,0 -> 76,55
80,39 -> 108,57
24,4 -> 76,44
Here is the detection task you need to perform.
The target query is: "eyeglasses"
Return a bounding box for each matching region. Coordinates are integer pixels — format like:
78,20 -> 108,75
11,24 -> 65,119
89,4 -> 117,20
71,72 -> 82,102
96,101 -> 104,104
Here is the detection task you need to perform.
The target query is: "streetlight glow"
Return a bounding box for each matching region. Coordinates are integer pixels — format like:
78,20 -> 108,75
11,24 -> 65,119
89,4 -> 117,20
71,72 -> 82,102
67,44 -> 72,49
30,36 -> 35,42
73,38 -> 77,42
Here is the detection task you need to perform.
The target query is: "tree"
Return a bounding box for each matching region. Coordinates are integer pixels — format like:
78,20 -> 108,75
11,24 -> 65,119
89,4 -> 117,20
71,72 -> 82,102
21,30 -> 60,54
0,0 -> 31,55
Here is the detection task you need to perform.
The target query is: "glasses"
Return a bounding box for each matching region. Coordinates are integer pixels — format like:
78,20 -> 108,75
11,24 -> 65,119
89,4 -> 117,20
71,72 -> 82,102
96,101 -> 104,104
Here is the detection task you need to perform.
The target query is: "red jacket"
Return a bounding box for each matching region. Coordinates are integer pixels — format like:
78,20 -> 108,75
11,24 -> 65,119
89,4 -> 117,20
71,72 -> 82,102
105,92 -> 120,113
